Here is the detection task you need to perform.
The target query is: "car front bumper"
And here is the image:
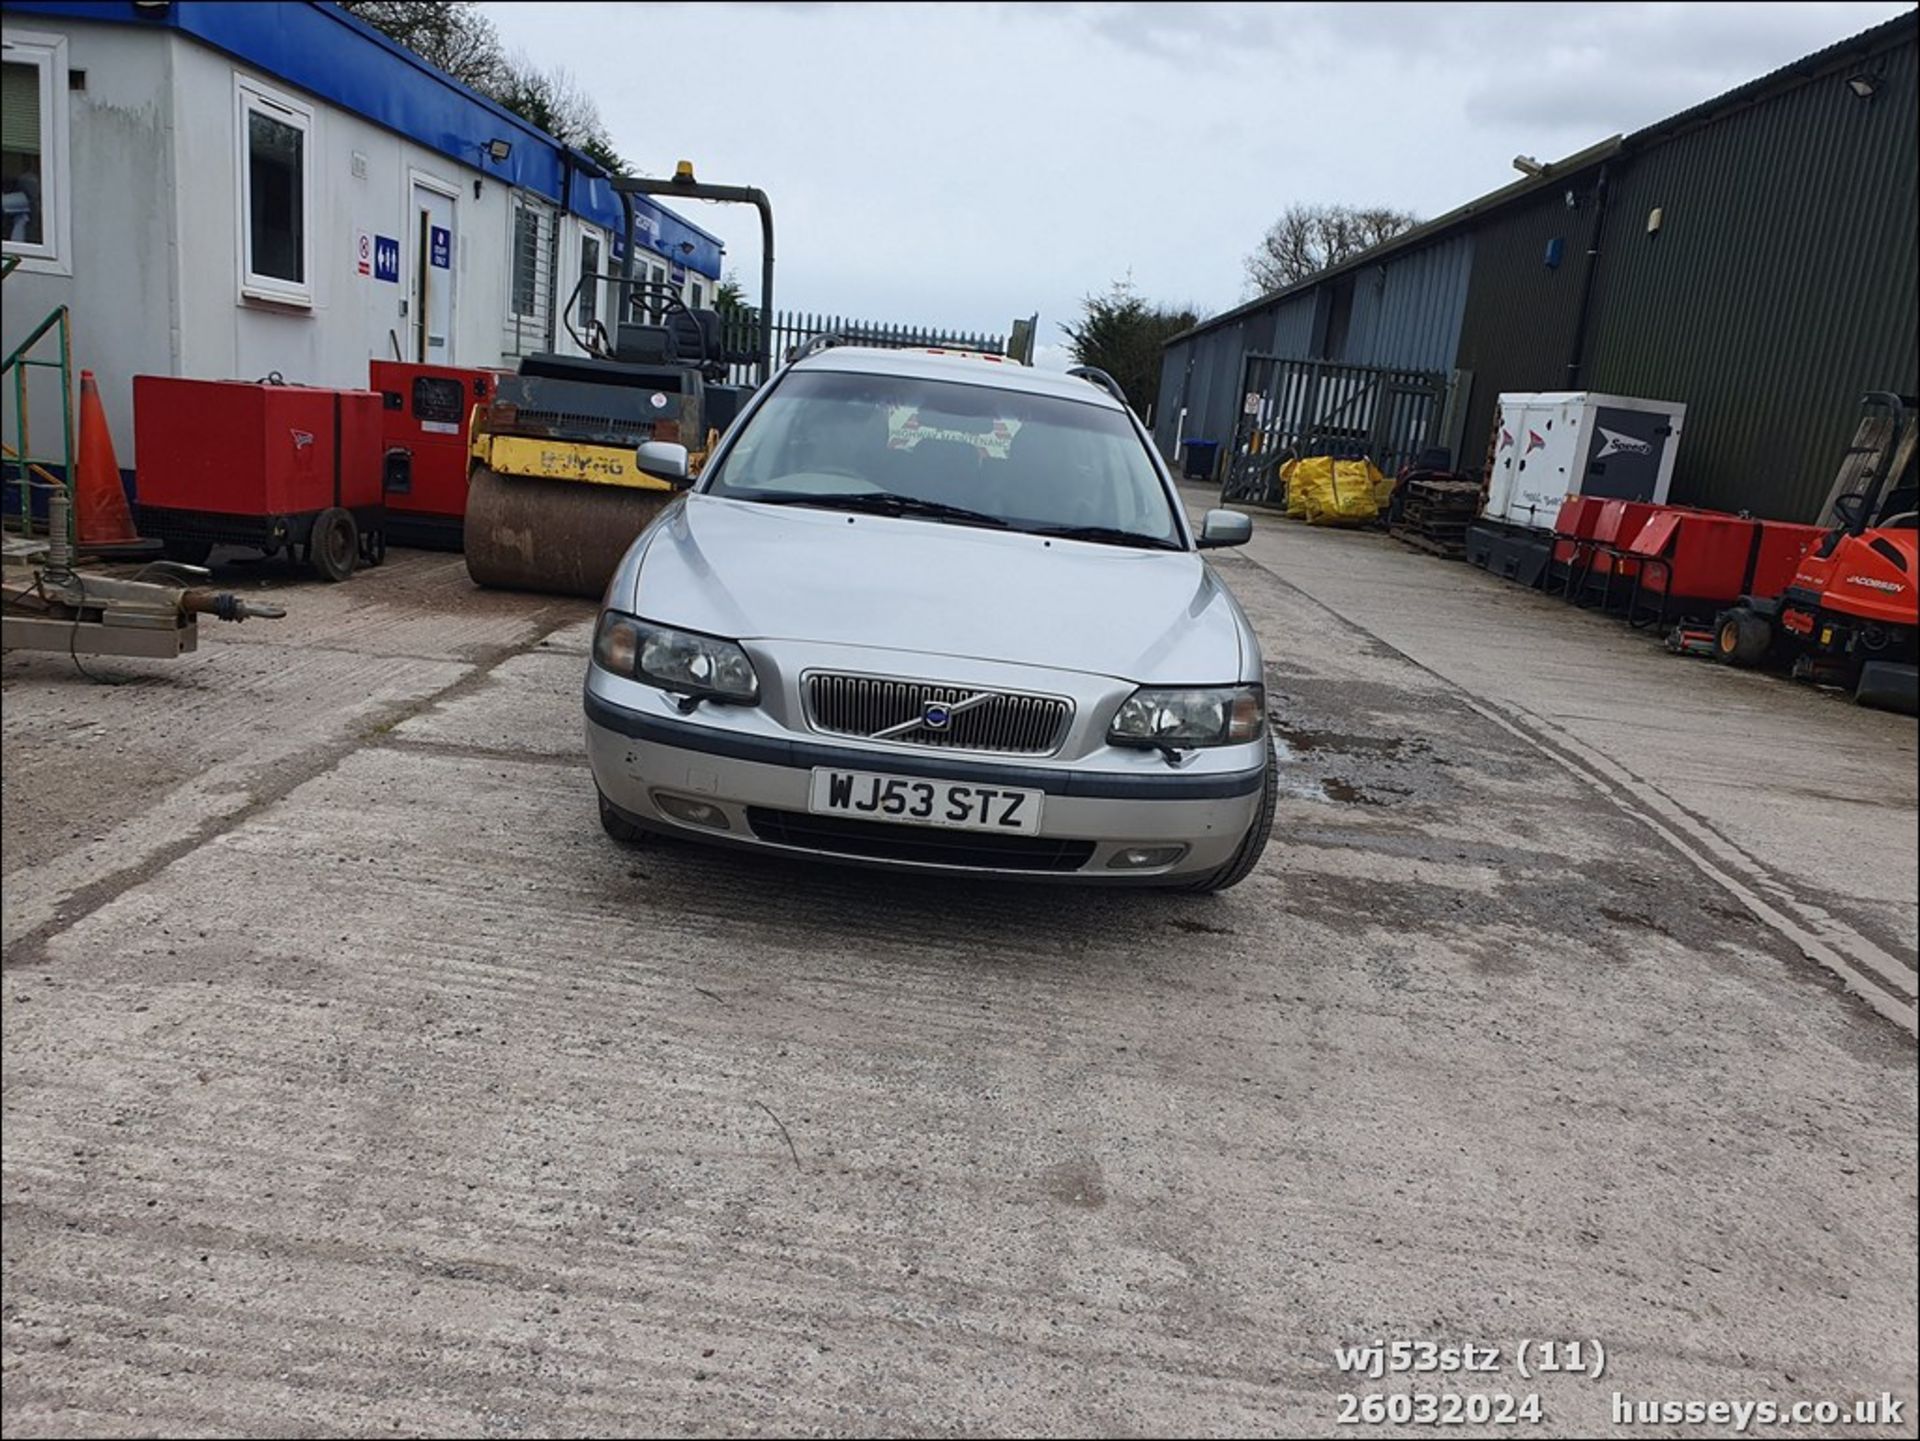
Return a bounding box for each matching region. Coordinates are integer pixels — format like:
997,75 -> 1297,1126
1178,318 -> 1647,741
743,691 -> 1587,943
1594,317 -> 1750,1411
583,674 -> 1269,883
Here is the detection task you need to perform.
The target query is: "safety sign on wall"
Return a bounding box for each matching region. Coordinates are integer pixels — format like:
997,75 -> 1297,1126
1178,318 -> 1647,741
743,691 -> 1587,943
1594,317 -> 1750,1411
374,234 -> 400,284
430,226 -> 451,270
355,229 -> 372,276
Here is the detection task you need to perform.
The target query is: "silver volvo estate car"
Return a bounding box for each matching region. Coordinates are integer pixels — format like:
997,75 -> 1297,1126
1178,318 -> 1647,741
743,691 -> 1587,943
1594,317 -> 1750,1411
583,344 -> 1276,890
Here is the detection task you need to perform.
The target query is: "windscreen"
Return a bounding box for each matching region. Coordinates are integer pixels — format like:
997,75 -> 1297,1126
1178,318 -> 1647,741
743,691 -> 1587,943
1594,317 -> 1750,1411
701,369 -> 1182,545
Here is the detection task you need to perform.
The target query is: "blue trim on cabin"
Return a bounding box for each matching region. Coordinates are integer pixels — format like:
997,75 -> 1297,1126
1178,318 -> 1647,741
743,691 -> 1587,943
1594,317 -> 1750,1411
5,0 -> 725,278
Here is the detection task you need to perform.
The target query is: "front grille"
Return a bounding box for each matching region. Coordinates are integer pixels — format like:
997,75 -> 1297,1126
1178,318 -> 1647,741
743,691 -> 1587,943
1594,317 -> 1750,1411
747,808 -> 1094,872
805,673 -> 1071,755
509,409 -> 656,443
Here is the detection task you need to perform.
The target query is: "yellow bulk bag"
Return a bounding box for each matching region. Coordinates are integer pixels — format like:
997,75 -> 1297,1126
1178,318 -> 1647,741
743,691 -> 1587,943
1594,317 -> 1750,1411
1280,457 -> 1307,517
1291,456 -> 1386,526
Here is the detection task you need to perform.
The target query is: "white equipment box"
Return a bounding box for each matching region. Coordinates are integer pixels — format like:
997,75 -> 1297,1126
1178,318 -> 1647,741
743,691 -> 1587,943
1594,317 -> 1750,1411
1484,391 -> 1686,530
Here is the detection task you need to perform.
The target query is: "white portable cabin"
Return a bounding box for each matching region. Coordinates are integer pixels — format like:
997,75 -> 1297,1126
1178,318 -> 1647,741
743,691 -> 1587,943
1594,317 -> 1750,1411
1,1 -> 725,469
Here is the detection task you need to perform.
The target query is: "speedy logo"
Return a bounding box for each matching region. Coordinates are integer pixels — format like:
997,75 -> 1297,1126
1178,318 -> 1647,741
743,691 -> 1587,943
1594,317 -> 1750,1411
1525,430 -> 1545,454
1597,427 -> 1655,459
1846,576 -> 1906,594
1498,427 -> 1514,451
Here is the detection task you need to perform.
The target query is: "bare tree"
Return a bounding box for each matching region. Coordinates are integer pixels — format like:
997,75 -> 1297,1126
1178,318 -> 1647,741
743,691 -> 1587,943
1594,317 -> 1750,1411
1244,203 -> 1420,294
493,56 -> 604,148
338,1 -> 505,92
341,4 -> 634,173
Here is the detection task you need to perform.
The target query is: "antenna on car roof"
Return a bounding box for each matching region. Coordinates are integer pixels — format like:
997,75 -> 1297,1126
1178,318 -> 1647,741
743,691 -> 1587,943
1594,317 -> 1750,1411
1066,365 -> 1129,406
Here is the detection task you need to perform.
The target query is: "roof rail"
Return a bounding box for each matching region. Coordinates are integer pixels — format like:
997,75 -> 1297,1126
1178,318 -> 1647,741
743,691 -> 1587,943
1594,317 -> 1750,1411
1066,365 -> 1129,406
789,332 -> 846,363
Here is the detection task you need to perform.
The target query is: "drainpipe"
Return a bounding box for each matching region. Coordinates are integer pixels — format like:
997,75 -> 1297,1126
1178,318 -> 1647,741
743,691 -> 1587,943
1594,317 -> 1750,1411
1564,161 -> 1611,389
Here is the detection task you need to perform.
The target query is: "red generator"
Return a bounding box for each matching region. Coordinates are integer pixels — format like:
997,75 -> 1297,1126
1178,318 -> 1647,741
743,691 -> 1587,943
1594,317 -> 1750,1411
134,377 -> 385,581
370,361 -> 504,549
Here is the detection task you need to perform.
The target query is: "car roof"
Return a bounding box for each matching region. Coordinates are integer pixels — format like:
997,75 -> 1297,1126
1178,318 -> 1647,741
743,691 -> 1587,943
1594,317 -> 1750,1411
789,345 -> 1128,410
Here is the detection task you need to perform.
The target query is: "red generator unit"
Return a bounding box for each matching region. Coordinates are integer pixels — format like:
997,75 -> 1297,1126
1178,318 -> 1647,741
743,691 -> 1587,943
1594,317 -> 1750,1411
369,361 -> 503,549
133,377 -> 385,581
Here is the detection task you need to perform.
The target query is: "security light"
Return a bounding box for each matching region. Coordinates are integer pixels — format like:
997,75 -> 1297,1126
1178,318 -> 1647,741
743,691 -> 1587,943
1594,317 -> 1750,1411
1512,155 -> 1546,178
486,138 -> 513,163
1845,74 -> 1879,99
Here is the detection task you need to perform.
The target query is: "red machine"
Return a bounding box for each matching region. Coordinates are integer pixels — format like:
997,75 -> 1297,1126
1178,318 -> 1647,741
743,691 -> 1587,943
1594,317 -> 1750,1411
1708,393 -> 1918,712
1625,511 -> 1833,629
369,361 -> 504,548
133,377 -> 385,581
1552,498 -> 1663,609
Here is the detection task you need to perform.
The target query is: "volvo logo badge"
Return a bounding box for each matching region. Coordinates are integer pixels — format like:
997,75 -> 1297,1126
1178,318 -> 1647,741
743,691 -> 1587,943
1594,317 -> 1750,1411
921,702 -> 953,731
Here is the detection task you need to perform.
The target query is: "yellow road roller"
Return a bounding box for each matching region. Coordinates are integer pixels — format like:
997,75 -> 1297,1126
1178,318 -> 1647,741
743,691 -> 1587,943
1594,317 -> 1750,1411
464,165 -> 773,597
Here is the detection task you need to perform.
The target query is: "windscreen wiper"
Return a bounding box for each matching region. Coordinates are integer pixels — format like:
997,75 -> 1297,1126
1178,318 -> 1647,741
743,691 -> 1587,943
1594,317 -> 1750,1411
748,491 -> 1010,528
1022,524 -> 1183,551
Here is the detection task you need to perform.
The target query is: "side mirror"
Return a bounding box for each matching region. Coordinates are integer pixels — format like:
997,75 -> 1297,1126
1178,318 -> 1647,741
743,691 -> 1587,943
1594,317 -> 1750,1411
1196,508 -> 1252,549
635,440 -> 691,484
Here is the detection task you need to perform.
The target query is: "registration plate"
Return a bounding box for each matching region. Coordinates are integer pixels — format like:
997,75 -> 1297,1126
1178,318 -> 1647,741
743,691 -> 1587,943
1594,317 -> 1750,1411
807,768 -> 1043,834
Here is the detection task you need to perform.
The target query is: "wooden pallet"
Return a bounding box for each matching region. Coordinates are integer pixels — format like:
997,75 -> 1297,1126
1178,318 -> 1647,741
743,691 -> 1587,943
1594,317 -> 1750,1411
1389,524 -> 1467,560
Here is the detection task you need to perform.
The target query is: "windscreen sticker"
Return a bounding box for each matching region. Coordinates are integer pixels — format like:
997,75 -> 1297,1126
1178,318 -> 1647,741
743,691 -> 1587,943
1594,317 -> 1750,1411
885,407 -> 1021,459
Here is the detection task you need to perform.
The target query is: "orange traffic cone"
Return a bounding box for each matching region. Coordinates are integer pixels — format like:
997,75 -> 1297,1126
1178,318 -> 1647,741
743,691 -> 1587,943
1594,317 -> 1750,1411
74,369 -> 143,549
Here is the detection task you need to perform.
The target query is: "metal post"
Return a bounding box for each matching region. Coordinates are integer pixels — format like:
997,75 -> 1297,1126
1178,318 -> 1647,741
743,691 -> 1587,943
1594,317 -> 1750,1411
58,310 -> 75,549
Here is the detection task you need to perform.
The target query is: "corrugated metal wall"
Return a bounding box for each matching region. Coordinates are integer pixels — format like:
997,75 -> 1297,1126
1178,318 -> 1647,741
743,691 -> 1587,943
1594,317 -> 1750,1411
1153,348 -> 1188,453
1154,286 -> 1329,459
1342,232 -> 1474,371
1581,37 -> 1919,520
1269,293 -> 1316,358
1452,177 -> 1604,471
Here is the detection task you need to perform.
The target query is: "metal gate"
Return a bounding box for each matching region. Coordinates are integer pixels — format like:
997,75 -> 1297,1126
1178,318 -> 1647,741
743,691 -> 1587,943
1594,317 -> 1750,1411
1221,355 -> 1452,504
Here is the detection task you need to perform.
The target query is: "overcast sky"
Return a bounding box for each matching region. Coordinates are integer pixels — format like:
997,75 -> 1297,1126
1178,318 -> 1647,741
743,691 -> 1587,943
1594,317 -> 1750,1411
488,1 -> 1911,366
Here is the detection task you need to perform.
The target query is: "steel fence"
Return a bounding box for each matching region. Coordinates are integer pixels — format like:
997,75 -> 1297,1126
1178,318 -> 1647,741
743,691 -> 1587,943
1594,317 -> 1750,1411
718,311 -> 1008,386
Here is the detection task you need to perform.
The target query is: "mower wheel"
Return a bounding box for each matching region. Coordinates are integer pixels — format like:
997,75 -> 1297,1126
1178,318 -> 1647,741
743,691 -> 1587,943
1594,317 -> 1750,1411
1714,608 -> 1771,668
309,507 -> 359,583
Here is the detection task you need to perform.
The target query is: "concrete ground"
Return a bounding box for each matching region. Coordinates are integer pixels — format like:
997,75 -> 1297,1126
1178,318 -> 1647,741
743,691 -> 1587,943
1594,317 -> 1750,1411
2,529 -> 1915,1438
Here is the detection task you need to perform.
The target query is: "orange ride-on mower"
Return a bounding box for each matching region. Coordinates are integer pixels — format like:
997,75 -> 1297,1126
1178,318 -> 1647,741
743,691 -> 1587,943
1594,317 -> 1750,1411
1712,393 -> 1918,714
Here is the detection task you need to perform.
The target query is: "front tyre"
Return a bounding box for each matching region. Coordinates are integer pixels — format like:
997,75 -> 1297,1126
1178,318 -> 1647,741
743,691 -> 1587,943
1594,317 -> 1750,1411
1180,738 -> 1278,894
598,788 -> 653,845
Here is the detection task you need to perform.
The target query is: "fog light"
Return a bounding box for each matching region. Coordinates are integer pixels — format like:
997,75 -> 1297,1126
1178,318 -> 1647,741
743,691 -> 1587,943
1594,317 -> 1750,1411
1107,844 -> 1186,870
653,793 -> 730,831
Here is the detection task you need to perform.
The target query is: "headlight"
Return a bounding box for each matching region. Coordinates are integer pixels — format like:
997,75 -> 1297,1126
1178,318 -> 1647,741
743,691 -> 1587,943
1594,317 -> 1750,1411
1109,684 -> 1264,747
593,611 -> 759,703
